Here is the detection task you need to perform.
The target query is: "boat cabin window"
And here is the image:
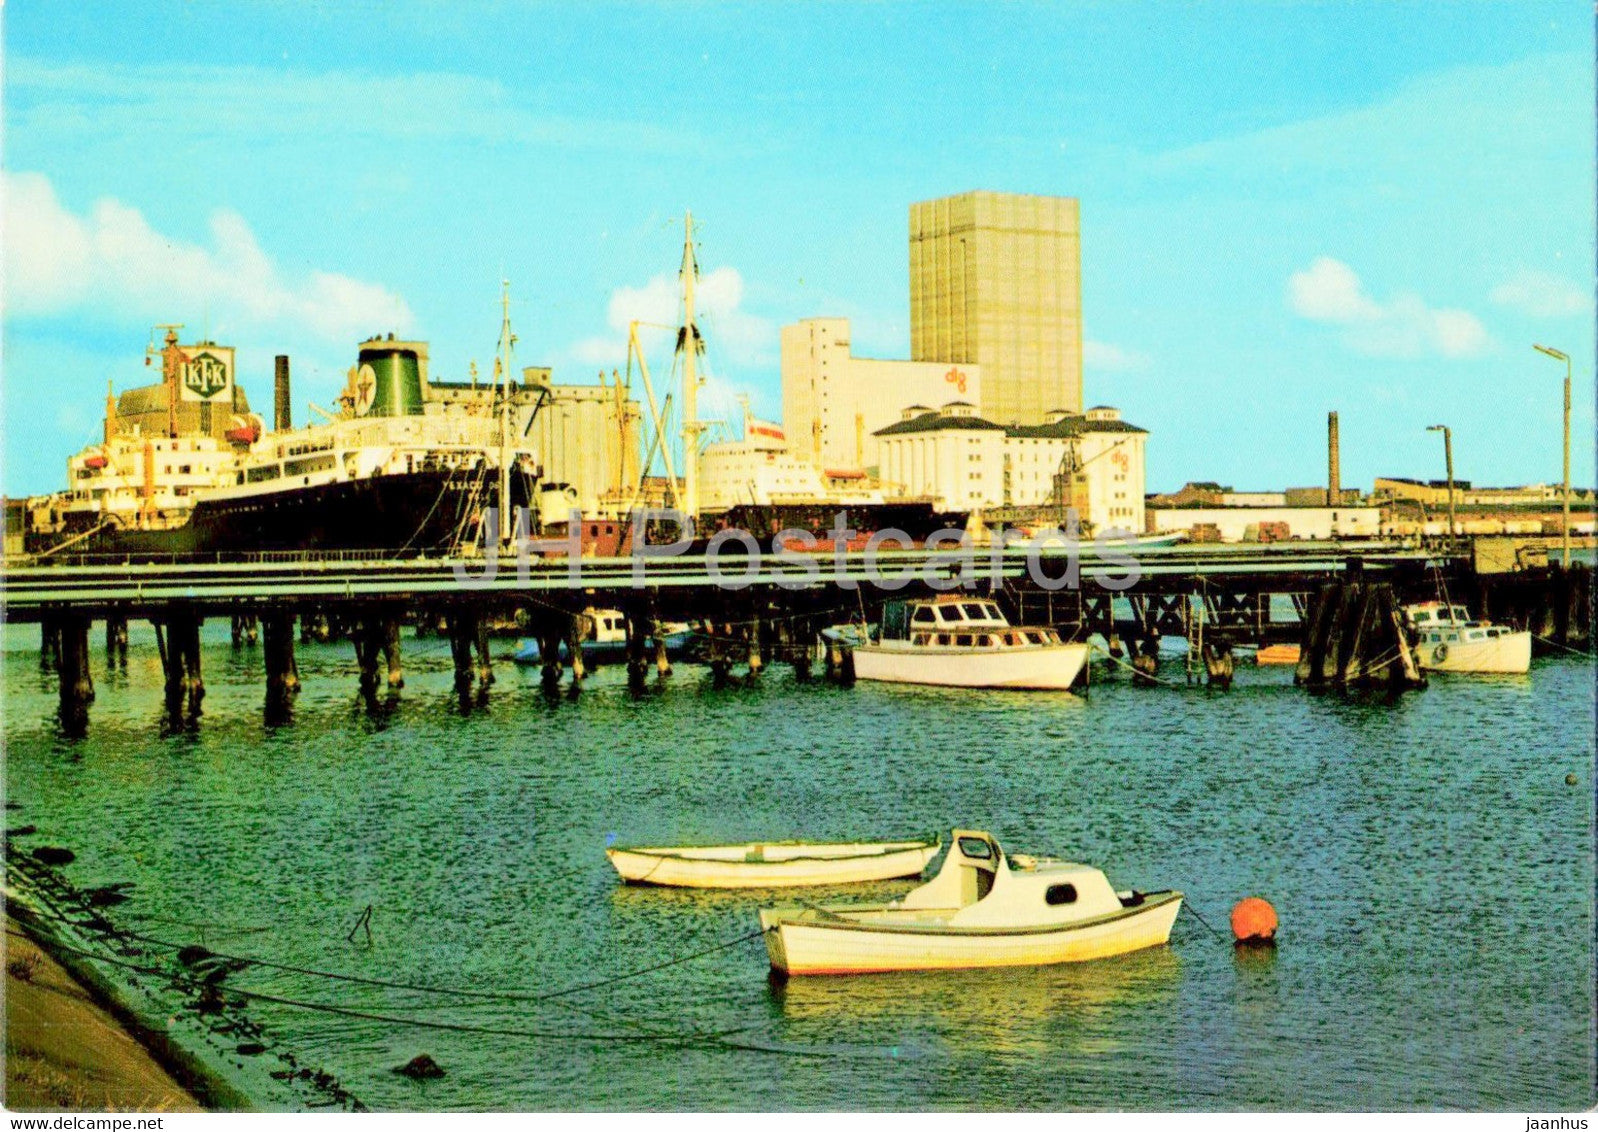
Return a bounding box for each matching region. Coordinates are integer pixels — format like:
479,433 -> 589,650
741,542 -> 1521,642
939,605 -> 966,623
957,836 -> 993,860
1412,610 -> 1432,622
935,633 -> 951,646
961,603 -> 987,621
1045,883 -> 1078,906
955,634 -> 973,647
912,606 -> 937,625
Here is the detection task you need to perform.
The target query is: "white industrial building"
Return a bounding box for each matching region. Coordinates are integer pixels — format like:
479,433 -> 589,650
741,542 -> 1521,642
781,317 -> 981,473
1147,505 -> 1382,541
874,402 -> 1148,532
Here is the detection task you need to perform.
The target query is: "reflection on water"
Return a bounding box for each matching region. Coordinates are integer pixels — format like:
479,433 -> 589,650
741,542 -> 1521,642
770,945 -> 1182,1058
2,621 -> 1593,1111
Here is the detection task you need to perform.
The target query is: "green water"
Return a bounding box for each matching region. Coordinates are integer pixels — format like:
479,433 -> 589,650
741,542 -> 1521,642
4,623 -> 1594,1111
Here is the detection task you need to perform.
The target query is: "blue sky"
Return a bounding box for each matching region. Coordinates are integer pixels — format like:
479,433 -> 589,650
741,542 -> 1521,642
5,0 -> 1593,496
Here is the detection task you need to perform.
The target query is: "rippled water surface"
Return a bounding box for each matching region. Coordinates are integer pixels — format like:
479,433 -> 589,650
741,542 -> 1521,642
4,622 -> 1594,1110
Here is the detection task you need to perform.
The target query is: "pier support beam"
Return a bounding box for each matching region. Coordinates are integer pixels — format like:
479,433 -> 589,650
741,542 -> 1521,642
474,620 -> 494,689
56,614 -> 94,734
1296,582 -> 1424,692
745,613 -> 764,680
624,606 -> 649,694
383,617 -> 404,690
104,616 -> 129,668
1202,637 -> 1235,690
708,622 -> 733,687
231,614 -> 259,648
262,610 -> 300,719
534,615 -> 564,691
653,621 -> 672,678
156,610 -> 204,718
566,613 -> 587,692
649,593 -> 672,679
352,619 -> 383,701
39,621 -> 60,673
445,611 -> 481,699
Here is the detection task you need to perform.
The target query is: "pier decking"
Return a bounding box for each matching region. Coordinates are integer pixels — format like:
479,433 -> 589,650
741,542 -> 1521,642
5,539 -> 1588,733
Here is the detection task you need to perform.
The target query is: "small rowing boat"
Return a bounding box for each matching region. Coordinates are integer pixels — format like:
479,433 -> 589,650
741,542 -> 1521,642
759,829 -> 1181,975
606,835 -> 942,888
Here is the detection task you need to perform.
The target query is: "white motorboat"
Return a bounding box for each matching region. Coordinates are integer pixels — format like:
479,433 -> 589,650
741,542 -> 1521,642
1404,601 -> 1531,674
759,829 -> 1181,975
606,835 -> 941,888
849,596 -> 1088,689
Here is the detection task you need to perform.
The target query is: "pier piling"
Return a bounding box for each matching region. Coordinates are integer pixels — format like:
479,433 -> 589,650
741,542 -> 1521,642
352,618 -> 386,701
532,613 -> 563,691
58,615 -> 94,706
54,614 -> 93,736
157,610 -> 205,717
445,612 -> 477,699
230,614 -> 259,648
566,612 -> 586,690
382,617 -> 404,689
746,614 -> 764,680
1295,582 -> 1423,691
624,605 -> 649,693
104,616 -> 129,667
39,621 -> 61,673
1202,637 -> 1235,689
262,611 -> 300,717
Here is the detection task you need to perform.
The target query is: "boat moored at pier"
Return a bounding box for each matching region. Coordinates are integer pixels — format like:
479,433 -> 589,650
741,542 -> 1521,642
849,596 -> 1089,689
1404,601 -> 1532,674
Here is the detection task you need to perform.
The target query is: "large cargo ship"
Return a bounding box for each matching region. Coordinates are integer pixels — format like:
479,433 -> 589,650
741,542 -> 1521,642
25,318 -> 544,560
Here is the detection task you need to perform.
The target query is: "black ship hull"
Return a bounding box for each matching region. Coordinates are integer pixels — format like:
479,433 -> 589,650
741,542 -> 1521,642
25,469 -> 536,561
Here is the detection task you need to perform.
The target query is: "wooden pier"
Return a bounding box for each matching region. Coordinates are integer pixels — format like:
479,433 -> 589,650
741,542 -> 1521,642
5,540 -> 1589,732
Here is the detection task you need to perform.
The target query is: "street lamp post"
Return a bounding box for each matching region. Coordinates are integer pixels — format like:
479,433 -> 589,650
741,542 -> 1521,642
1427,424 -> 1456,541
1533,344 -> 1573,569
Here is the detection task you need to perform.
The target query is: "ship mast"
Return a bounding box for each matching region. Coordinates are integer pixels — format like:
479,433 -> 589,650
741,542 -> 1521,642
679,212 -> 701,525
150,324 -> 184,438
496,280 -> 515,548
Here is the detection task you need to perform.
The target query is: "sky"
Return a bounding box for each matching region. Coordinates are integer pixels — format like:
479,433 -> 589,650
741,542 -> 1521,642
4,0 -> 1594,497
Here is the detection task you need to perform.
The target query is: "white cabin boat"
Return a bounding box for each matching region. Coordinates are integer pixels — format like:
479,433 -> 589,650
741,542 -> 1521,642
1404,601 -> 1531,674
850,597 -> 1088,689
606,835 -> 941,888
760,830 -> 1181,975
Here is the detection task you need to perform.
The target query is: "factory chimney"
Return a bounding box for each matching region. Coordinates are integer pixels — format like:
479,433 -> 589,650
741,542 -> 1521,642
1327,411 -> 1341,506
274,355 -> 292,431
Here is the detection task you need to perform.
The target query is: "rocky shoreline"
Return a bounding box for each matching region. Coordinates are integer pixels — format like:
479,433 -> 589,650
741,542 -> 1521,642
5,819 -> 364,1112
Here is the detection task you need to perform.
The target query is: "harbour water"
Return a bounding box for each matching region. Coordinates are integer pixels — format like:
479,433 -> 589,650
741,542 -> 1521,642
4,623 -> 1594,1111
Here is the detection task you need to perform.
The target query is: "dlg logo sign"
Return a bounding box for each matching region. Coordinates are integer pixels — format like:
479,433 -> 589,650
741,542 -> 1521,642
182,351 -> 231,401
943,367 -> 968,395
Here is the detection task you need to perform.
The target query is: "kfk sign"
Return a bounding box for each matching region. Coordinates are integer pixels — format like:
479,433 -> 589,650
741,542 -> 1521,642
180,348 -> 235,402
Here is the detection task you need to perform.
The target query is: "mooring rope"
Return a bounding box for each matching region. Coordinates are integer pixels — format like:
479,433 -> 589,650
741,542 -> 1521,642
1087,642 -> 1187,688
25,905 -> 768,1006
4,925 -> 825,1059
1534,633 -> 1594,658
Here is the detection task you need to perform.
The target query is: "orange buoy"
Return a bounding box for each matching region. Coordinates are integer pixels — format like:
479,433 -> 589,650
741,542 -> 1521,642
1231,897 -> 1278,945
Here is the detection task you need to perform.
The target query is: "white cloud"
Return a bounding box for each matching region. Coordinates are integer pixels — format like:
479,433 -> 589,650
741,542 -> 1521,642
1286,256 -> 1491,359
1083,339 -> 1151,372
3,171 -> 412,343
567,264 -> 775,373
1489,269 -> 1590,319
